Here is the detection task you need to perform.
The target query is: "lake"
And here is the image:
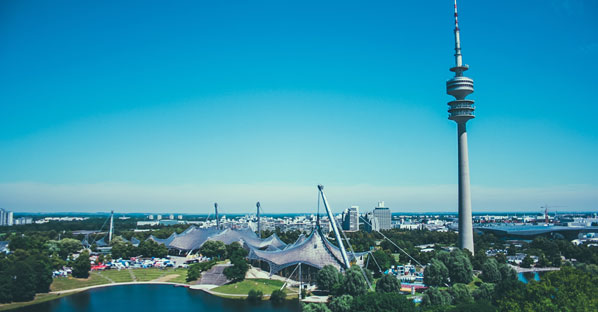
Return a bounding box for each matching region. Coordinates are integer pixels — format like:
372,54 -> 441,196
517,271 -> 541,284
13,284 -> 301,312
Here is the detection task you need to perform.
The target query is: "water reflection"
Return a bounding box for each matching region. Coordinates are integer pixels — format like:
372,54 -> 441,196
14,285 -> 301,312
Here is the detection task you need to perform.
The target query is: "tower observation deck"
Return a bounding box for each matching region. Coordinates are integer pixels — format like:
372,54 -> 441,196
447,0 -> 475,253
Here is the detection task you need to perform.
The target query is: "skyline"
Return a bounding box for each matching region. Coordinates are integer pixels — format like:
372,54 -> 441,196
1,0 -> 597,213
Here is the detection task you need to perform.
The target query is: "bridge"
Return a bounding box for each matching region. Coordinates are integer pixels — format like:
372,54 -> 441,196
511,265 -> 560,273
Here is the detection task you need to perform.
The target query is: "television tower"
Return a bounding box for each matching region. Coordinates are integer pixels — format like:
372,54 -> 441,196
447,0 -> 475,253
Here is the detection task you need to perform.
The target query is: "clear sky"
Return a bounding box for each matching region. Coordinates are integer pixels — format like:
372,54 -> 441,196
1,0 -> 596,214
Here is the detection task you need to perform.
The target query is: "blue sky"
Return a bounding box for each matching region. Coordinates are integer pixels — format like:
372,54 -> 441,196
0,0 -> 596,214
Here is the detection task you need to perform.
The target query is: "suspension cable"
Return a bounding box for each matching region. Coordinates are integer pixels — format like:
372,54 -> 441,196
331,215 -> 373,291
368,251 -> 383,274
359,216 -> 423,267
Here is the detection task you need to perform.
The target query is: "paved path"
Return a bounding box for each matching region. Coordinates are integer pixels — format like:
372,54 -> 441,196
94,272 -> 114,283
127,269 -> 137,282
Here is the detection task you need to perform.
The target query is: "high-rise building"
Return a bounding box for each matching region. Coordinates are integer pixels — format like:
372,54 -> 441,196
157,215 -> 162,220
446,0 -> 475,253
363,211 -> 380,233
373,201 -> 391,230
342,206 -> 359,232
0,208 -> 14,226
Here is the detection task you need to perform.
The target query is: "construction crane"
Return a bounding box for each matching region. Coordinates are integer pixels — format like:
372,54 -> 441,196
540,205 -> 567,224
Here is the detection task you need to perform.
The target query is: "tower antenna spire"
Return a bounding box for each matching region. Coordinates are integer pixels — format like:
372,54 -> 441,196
452,0 -> 466,74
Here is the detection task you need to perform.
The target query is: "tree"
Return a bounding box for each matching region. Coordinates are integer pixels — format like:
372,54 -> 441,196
201,240 -> 227,259
480,258 -> 501,283
471,249 -> 488,270
72,251 -> 91,278
376,274 -> 400,293
138,240 -> 167,258
302,303 -> 331,312
110,242 -> 135,259
536,254 -> 549,268
472,282 -> 495,302
494,253 -> 507,264
351,292 -> 416,312
422,287 -> 453,306
366,249 -> 396,277
424,259 -> 449,286
0,256 -> 13,303
58,238 -> 82,260
448,283 -> 473,305
8,250 -> 37,302
316,265 -> 342,292
29,252 -> 53,293
343,266 -> 368,297
441,250 -> 473,284
226,242 -> 248,259
223,244 -> 249,283
329,294 -> 353,312
186,263 -> 201,282
497,266 -> 598,311
270,289 -> 286,303
521,255 -> 533,268
246,289 -> 263,303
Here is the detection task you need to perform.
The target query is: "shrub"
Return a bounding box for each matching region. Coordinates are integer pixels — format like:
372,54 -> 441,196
247,289 -> 263,303
270,289 -> 286,303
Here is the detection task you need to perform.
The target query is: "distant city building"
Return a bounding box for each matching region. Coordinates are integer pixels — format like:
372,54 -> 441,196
148,214 -> 154,220
373,201 -> 391,230
178,215 -> 183,220
0,208 -> 14,226
363,212 -> 380,232
157,215 -> 162,220
169,214 -> 174,220
342,206 -> 359,231
13,217 -> 32,225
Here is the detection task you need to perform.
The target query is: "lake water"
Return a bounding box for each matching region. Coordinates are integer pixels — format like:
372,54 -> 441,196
517,272 -> 541,284
13,284 -> 301,312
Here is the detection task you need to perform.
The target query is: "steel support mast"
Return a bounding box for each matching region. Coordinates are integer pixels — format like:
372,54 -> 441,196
214,203 -> 220,230
318,185 -> 351,270
256,201 -> 261,238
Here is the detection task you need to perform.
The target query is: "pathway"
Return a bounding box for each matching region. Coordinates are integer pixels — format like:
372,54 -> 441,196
127,268 -> 137,282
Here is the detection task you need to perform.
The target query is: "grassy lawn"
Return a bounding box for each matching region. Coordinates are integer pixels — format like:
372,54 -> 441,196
166,268 -> 189,284
212,278 -> 287,296
98,269 -> 134,283
467,276 -> 482,291
50,272 -> 110,292
132,268 -> 166,281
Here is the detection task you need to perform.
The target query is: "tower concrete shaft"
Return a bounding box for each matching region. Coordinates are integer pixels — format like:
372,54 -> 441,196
447,0 -> 474,254
457,123 -> 474,253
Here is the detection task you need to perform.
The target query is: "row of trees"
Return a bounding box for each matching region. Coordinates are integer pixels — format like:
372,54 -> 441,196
423,249 -> 474,286
0,240 -> 54,303
109,239 -> 168,259
307,265 -> 415,312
